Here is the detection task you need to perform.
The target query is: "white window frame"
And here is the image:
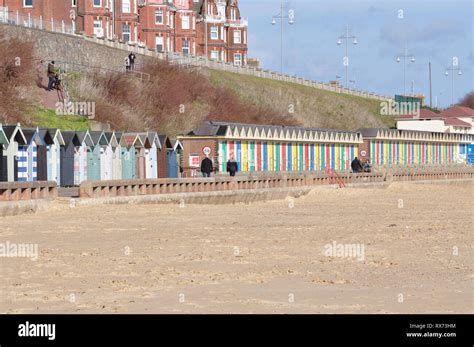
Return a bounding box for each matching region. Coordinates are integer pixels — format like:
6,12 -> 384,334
93,0 -> 101,7
181,15 -> 190,30
122,24 -> 131,42
210,26 -> 218,40
233,30 -> 241,44
234,53 -> 242,66
155,10 -> 163,24
23,0 -> 33,7
182,39 -> 190,55
122,0 -> 130,13
210,50 -> 219,61
155,36 -> 164,52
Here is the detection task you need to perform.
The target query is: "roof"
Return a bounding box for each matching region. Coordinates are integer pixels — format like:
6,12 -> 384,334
21,128 -> 45,146
440,106 -> 474,118
444,118 -> 472,127
2,125 -> 27,145
76,131 -> 94,146
185,121 -> 358,137
89,131 -> 109,146
397,108 -> 440,119
37,129 -> 54,145
61,131 -> 81,146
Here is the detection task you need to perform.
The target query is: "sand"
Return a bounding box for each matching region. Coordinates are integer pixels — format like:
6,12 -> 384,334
0,181 -> 472,313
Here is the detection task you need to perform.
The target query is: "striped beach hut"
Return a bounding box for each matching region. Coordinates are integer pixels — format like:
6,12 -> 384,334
0,126 -> 10,182
178,121 -> 362,176
75,131 -> 94,185
17,128 -> 45,182
2,124 -> 27,182
358,128 -> 474,167
46,129 -> 65,185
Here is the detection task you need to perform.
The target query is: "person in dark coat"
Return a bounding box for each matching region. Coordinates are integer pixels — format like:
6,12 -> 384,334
47,61 -> 55,91
128,52 -> 136,70
226,156 -> 238,177
201,156 -> 213,177
351,157 -> 363,173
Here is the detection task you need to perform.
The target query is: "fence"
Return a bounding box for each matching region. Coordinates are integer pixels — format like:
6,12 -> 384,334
78,168 -> 474,198
0,6 -> 392,102
0,181 -> 58,201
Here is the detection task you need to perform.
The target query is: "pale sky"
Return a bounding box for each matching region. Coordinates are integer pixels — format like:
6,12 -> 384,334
239,0 -> 473,107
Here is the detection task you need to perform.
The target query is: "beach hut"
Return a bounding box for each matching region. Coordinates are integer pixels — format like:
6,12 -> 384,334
0,126 -> 10,182
46,129 -> 65,185
60,131 -> 81,187
157,134 -> 170,178
104,132 -> 119,180
136,134 -> 152,179
112,132 -> 123,180
2,124 -> 27,182
75,131 -> 94,185
167,138 -> 183,178
17,128 -> 45,181
145,132 -> 160,179
36,129 -> 54,181
120,133 -> 143,179
88,131 -> 109,181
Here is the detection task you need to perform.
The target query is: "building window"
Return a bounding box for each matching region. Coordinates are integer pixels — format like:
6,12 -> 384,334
155,10 -> 163,24
182,39 -> 190,55
93,19 -> 103,37
122,0 -> 130,13
234,53 -> 242,66
210,50 -> 219,61
233,30 -> 241,44
210,26 -> 218,40
93,0 -> 101,7
23,0 -> 33,7
122,24 -> 131,42
181,15 -> 190,30
72,0 -> 77,7
155,36 -> 164,52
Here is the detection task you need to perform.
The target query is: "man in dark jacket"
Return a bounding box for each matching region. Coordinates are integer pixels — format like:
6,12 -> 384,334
128,52 -> 136,70
201,156 -> 213,177
226,156 -> 238,177
351,157 -> 363,173
47,61 -> 55,91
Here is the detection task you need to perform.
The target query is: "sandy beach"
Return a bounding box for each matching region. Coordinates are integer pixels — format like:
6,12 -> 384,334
0,181 -> 472,313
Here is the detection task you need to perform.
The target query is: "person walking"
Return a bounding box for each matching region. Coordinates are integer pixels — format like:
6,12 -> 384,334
201,156 -> 213,178
128,52 -> 136,70
47,61 -> 55,91
351,157 -> 363,173
226,156 -> 238,177
124,57 -> 131,71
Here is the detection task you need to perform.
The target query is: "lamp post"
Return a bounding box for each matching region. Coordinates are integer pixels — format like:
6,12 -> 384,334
271,0 -> 294,74
337,24 -> 357,88
396,44 -> 415,96
445,57 -> 462,106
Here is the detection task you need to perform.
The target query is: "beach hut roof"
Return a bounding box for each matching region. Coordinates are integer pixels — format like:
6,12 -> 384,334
157,134 -> 172,149
76,131 -> 94,146
146,131 -> 162,149
89,131 -> 109,146
0,126 -> 10,145
2,124 -> 27,145
121,133 -> 144,148
104,132 -> 119,148
137,134 -> 152,149
61,131 -> 81,146
21,128 -> 46,146
46,128 -> 65,145
37,129 -> 54,145
169,138 -> 183,151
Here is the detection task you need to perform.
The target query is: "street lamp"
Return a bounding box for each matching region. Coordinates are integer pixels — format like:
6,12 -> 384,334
445,57 -> 462,106
396,44 -> 415,96
336,24 -> 357,88
271,0 -> 294,74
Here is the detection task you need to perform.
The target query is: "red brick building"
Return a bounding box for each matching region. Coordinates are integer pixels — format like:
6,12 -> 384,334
138,0 -> 196,55
1,0 -> 248,64
194,0 -> 247,65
